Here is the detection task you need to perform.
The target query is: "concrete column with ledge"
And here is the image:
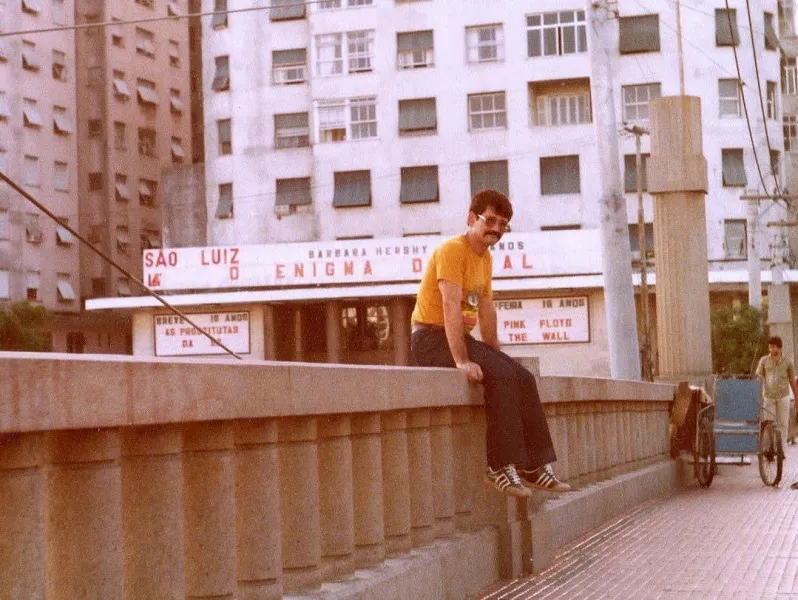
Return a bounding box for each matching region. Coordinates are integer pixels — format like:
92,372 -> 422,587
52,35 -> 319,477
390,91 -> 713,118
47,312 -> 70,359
647,95 -> 712,379
391,297 -> 411,366
325,301 -> 342,363
293,307 -> 304,362
263,304 -> 277,361
407,409 -> 435,546
350,413 -> 385,568
430,407 -> 455,538
381,410 -> 411,555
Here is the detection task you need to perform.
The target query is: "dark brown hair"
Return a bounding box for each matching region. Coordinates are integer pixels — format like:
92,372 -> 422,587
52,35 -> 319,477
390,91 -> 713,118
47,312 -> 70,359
768,336 -> 783,348
469,189 -> 513,221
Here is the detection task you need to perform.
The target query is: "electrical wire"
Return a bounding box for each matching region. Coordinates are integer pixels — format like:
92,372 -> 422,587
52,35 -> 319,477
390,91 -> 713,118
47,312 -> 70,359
0,169 -> 243,359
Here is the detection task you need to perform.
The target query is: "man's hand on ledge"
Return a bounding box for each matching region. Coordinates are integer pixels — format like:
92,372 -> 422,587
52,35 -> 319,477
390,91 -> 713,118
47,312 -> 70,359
456,361 -> 483,384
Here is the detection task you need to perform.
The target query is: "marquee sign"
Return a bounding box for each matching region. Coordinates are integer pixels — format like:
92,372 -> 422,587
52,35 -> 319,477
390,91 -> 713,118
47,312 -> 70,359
495,296 -> 590,345
142,231 -> 602,292
153,311 -> 251,356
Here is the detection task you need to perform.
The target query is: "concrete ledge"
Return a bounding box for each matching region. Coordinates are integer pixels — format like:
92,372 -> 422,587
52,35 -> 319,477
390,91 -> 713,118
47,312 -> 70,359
283,527 -> 500,600
526,459 -> 680,573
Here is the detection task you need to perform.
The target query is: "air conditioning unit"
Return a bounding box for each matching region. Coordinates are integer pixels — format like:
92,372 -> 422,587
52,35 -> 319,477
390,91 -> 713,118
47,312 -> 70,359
275,66 -> 306,84
398,50 -> 430,69
274,204 -> 291,217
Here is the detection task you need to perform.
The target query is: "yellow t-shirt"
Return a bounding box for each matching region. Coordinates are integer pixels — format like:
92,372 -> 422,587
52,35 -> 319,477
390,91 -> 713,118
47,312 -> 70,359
411,235 -> 492,333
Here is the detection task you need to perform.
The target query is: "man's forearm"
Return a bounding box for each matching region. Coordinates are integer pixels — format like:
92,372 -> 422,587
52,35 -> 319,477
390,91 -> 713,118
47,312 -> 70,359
442,302 -> 469,365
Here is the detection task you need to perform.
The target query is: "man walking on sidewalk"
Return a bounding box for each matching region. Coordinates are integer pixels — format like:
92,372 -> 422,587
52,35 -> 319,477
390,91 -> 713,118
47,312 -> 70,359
410,189 -> 571,498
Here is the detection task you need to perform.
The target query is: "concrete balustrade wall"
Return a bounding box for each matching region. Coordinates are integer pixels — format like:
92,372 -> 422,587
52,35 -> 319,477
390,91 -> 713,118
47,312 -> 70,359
0,353 -> 674,599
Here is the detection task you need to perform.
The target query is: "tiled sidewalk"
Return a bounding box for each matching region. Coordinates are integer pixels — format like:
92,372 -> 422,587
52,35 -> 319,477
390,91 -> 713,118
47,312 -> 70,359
476,447 -> 798,599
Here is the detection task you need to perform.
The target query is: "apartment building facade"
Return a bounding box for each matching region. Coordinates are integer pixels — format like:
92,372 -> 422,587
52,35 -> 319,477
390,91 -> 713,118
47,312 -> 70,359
89,0 -> 798,376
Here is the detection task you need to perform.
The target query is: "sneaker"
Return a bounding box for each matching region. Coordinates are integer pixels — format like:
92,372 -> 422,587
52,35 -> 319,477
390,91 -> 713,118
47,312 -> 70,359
518,465 -> 572,492
484,465 -> 532,498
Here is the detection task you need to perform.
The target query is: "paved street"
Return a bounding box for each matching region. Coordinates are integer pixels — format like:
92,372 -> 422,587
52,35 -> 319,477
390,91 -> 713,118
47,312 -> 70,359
478,447 -> 798,599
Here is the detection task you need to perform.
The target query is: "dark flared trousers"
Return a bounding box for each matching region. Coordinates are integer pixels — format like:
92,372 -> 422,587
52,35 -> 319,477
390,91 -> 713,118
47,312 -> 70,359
411,327 -> 557,471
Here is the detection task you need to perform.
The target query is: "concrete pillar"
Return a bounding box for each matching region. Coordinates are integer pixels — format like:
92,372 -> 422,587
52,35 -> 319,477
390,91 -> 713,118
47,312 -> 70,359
325,301 -> 342,363
381,411 -> 411,555
121,425 -> 185,600
565,404 -> 581,484
452,407 -> 477,530
46,429 -> 123,599
263,304 -> 277,360
0,433 -> 45,599
318,416 -> 355,579
351,413 -> 385,567
278,417 -> 321,592
769,283 -> 794,362
648,95 -> 711,378
407,409 -> 434,546
234,419 -> 282,600
430,408 -> 455,538
391,297 -> 411,366
183,422 -> 237,600
293,306 -> 304,362
550,405 -> 570,483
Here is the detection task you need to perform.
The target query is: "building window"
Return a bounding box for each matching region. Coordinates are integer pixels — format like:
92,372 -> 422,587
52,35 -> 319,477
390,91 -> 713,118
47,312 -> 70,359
315,30 -> 374,76
315,33 -> 343,76
540,155 -> 581,195
136,78 -> 158,106
212,0 -> 228,28
622,83 -> 661,122
138,128 -> 156,157
88,119 -> 102,137
52,0 -> 66,24
22,40 -> 39,71
88,171 -> 103,191
112,71 -> 131,100
398,97 -> 437,135
54,160 -> 69,191
135,0 -> 154,7
470,160 -> 509,197
117,278 -> 132,297
272,48 -> 307,84
0,270 -> 8,300
767,81 -> 778,119
52,49 -> 66,80
167,0 -> 179,16
212,56 -> 230,91
333,170 -> 371,207
140,179 -> 157,207
0,210 -> 7,240
22,0 -> 40,14
114,121 -> 126,150
24,155 -> 40,187
91,278 -> 106,297
400,166 -> 439,204
771,149 -> 781,181
718,79 -> 741,117
270,0 -> 306,21
468,92 -> 507,131
274,112 -> 310,149
53,105 -> 73,135
66,331 -> 86,352
724,219 -> 747,258
319,0 -> 373,9
466,24 -> 504,63
527,10 -> 587,57
135,27 -> 155,58
316,97 -> 377,142
347,30 -> 374,72
171,137 -> 185,163
216,183 -> 234,218
783,58 -> 797,96
55,219 -> 74,246
115,173 -> 130,202
22,98 -> 42,128
170,89 -> 184,114
168,40 -> 180,67
619,14 -> 660,54
716,8 -> 739,46
628,223 -> 654,256
25,214 -> 43,243
110,20 -> 124,47
217,119 -> 232,154
623,154 -> 650,193
275,177 -> 312,214
0,92 -> 9,120
536,92 -> 592,126
784,115 -> 798,151
26,271 -> 40,301
721,148 -> 746,186
397,30 -> 433,69
116,226 -> 130,254
141,229 -> 162,249
764,12 -> 778,51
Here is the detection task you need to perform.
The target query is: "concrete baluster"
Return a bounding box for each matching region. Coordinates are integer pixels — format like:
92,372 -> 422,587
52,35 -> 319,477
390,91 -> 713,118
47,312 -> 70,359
121,425 -> 185,600
407,409 -> 434,546
318,416 -> 355,579
0,433 -> 45,599
430,408 -> 455,538
46,429 -> 123,599
278,417 -> 321,592
452,406 -> 477,530
183,422 -> 237,600
351,413 -> 385,567
550,403 -> 570,482
234,419 -> 282,600
381,410 -> 411,555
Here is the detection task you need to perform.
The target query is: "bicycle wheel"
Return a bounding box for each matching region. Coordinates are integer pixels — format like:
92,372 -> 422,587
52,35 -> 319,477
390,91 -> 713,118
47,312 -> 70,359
694,417 -> 715,487
759,422 -> 784,486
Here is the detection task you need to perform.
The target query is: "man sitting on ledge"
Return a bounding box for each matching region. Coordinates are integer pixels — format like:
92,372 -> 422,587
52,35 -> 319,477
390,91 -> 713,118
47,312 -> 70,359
410,189 -> 571,498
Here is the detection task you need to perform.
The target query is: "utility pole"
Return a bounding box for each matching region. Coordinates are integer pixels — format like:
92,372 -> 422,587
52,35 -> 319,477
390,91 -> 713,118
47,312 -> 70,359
625,124 -> 654,381
746,197 -> 762,309
587,0 -> 642,380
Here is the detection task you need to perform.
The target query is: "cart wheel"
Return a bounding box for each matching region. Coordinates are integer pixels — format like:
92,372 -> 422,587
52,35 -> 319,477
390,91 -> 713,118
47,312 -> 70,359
759,422 -> 784,486
694,417 -> 715,488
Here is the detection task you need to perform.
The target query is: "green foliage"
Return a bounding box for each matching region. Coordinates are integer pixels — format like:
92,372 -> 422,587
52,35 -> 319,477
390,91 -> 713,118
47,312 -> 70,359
0,302 -> 51,351
710,305 -> 768,376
